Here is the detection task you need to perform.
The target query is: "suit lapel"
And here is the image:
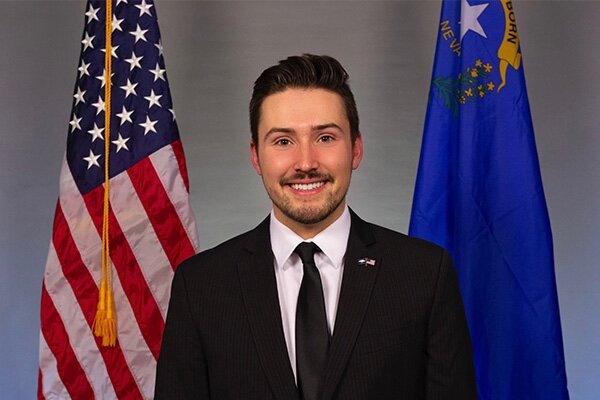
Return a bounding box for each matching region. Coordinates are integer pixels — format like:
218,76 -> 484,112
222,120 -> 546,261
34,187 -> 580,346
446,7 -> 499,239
321,210 -> 380,400
237,217 -> 300,400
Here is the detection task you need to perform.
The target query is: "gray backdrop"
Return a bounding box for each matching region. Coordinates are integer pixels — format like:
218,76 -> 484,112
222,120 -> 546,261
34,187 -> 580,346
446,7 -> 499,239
1,1 -> 598,398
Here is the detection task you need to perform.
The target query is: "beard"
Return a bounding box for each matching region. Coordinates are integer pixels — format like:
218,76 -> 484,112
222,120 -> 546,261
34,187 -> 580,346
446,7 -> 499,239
265,171 -> 348,225
273,191 -> 345,225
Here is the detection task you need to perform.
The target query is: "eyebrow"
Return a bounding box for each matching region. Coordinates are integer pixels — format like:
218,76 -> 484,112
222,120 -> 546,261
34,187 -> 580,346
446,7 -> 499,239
264,123 -> 344,140
314,123 -> 343,132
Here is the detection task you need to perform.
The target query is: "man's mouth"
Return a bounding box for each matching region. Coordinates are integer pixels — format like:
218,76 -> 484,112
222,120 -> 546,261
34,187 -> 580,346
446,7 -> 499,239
282,172 -> 332,193
289,181 -> 326,191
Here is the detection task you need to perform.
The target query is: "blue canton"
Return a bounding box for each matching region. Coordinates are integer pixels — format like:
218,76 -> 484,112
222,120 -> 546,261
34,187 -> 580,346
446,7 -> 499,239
66,0 -> 179,195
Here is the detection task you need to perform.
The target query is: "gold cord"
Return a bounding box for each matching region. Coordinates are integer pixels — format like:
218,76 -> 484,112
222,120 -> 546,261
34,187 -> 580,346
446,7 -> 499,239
92,0 -> 116,347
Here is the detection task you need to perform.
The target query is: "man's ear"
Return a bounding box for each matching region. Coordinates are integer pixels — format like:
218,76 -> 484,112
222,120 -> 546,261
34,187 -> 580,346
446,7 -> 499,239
352,133 -> 364,170
250,140 -> 262,175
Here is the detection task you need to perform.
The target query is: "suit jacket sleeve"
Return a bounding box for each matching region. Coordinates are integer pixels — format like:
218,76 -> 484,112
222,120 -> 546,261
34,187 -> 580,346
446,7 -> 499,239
155,264 -> 210,399
426,249 -> 477,399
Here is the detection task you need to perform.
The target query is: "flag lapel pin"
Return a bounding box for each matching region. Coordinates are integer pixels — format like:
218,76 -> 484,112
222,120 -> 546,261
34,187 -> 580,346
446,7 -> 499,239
357,258 -> 376,267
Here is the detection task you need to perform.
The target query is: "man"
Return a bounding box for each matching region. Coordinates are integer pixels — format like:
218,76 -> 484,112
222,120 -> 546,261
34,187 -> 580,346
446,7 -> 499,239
155,54 -> 477,399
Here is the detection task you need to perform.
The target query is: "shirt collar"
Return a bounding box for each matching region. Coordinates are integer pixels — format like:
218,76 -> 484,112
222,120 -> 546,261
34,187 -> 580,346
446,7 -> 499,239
270,206 -> 351,271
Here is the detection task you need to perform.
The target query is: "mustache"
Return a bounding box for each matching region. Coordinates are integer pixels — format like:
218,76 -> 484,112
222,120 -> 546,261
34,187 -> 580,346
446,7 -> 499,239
280,171 -> 333,185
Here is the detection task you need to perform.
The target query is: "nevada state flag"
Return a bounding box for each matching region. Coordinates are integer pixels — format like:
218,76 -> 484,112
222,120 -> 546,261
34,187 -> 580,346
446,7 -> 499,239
409,1 -> 569,399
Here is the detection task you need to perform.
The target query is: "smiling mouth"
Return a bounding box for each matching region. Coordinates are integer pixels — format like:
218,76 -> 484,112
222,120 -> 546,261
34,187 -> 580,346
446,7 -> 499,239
289,181 -> 326,191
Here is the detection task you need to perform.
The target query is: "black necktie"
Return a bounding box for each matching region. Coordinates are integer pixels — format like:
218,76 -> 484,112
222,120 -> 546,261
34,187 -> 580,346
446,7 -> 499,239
295,242 -> 329,400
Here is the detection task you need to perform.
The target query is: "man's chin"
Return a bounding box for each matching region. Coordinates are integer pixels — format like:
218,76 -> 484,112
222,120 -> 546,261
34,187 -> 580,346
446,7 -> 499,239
280,202 -> 343,226
268,188 -> 347,228
285,211 -> 329,226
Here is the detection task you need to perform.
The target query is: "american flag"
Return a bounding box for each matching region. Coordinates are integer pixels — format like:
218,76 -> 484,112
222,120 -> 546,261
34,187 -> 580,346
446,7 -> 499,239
38,1 -> 199,398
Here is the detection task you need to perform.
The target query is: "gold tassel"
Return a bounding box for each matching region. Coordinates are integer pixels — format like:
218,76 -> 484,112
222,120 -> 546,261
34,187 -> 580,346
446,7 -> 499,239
102,287 -> 117,346
92,280 -> 107,337
92,280 -> 117,346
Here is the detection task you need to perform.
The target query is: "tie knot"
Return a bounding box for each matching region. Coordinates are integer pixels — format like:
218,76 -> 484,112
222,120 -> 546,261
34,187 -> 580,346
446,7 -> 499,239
294,242 -> 320,265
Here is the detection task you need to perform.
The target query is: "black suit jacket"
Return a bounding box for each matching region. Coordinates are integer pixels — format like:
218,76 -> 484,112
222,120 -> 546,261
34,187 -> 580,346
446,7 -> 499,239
155,210 -> 476,399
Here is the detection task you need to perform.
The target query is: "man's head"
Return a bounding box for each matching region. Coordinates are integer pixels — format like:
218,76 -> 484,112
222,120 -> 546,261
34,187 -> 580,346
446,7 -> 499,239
249,55 -> 363,238
249,54 -> 360,149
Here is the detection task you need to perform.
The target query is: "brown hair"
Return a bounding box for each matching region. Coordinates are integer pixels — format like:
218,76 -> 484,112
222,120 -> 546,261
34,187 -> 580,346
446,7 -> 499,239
249,54 -> 359,146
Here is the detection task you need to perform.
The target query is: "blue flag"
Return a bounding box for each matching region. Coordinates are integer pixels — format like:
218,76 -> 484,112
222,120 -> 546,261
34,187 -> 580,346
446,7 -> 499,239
409,1 -> 568,398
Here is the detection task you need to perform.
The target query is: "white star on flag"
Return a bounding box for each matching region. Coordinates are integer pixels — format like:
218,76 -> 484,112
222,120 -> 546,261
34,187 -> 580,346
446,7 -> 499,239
112,134 -> 131,153
140,115 -> 158,135
69,115 -> 82,132
155,41 -> 163,56
101,44 -> 120,59
125,52 -> 144,71
96,70 -> 114,88
78,61 -> 90,77
116,106 -> 134,125
96,73 -> 106,88
460,0 -> 489,40
85,5 -> 99,22
120,78 -> 138,97
130,24 -> 149,43
150,63 -> 166,82
83,149 -> 101,169
87,123 -> 104,142
112,16 -> 124,32
81,32 -> 95,51
145,90 -> 163,108
135,0 -> 154,17
73,87 -> 86,105
92,97 -> 105,115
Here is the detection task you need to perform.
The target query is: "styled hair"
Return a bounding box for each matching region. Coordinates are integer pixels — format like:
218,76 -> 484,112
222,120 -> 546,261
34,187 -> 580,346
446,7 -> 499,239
249,54 -> 359,146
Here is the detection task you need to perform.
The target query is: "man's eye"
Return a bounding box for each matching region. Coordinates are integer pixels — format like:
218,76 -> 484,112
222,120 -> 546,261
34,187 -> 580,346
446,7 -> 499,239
275,138 -> 291,146
318,135 -> 334,143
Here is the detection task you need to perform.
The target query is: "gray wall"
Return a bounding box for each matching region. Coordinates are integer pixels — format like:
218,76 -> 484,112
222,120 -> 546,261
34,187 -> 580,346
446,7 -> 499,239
1,1 -> 598,398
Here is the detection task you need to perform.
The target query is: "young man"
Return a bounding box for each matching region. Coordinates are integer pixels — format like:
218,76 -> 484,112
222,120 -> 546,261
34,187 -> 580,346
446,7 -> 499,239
155,54 -> 477,400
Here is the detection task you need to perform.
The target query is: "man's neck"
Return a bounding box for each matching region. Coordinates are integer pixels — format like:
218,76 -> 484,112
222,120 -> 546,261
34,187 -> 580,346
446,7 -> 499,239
272,203 -> 347,240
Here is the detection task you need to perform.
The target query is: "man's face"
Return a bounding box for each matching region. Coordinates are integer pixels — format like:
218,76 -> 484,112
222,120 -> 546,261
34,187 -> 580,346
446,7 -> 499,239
250,88 -> 363,234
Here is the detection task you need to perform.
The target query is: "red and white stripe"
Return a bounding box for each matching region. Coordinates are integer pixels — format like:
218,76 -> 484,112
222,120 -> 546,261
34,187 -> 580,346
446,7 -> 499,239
38,141 -> 199,399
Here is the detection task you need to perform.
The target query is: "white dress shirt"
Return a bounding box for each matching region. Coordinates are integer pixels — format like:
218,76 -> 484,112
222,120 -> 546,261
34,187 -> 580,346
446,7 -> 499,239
269,206 -> 351,380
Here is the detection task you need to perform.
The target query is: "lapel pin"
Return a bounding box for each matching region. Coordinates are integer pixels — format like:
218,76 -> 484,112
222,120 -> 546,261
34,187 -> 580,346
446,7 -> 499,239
357,258 -> 376,267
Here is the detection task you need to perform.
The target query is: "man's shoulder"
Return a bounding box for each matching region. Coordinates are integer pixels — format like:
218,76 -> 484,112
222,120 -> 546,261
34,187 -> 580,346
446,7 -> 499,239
358,216 -> 449,265
176,218 -> 268,275
351,210 -> 445,255
370,221 -> 443,250
195,226 -> 258,259
356,217 -> 455,290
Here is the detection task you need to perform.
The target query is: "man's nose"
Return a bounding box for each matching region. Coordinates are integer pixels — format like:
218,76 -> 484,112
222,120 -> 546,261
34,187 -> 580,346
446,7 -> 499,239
294,141 -> 319,172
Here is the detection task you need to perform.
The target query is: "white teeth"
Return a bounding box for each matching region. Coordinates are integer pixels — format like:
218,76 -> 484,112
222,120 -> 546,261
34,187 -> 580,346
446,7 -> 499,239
290,182 -> 325,191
